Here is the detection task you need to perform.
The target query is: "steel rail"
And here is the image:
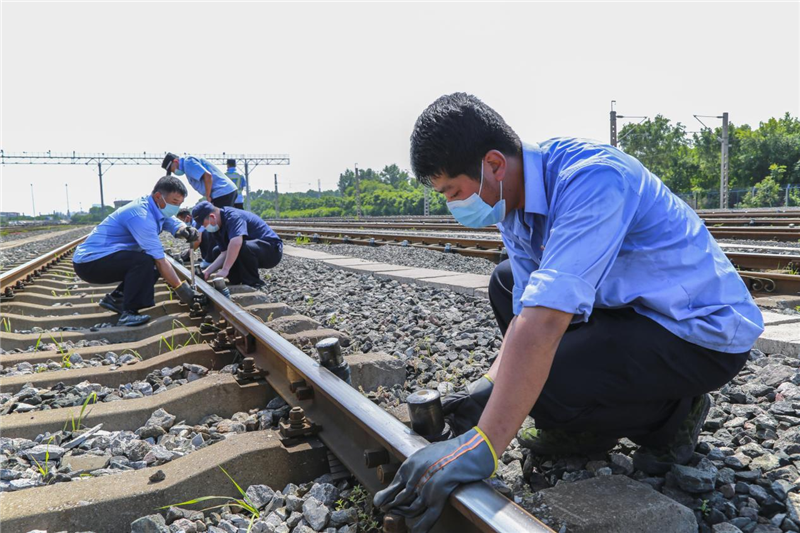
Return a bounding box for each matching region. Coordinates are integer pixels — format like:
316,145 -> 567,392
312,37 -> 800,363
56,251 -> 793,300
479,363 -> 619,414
0,235 -> 87,294
168,257 -> 553,533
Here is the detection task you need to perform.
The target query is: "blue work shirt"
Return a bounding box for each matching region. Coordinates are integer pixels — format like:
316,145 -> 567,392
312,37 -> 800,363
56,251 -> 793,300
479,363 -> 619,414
73,196 -> 185,263
179,157 -> 237,200
498,138 -> 764,354
225,168 -> 247,204
215,207 -> 281,252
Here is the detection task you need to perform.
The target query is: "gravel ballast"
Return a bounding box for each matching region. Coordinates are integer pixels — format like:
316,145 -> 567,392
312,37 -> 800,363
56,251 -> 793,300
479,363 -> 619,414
0,226 -> 93,273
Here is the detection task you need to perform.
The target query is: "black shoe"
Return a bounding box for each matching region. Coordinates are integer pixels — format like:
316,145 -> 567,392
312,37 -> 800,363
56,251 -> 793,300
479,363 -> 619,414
632,394 -> 711,475
118,311 -> 151,327
98,294 -> 124,314
249,279 -> 267,290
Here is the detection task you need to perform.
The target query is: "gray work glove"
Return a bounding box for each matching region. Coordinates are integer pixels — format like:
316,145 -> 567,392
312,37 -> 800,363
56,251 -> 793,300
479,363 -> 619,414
374,427 -> 497,533
174,281 -> 200,305
175,226 -> 199,243
441,375 -> 494,436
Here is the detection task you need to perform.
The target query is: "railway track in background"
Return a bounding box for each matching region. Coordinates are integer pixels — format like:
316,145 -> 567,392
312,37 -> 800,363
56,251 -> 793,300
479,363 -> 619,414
0,237 -> 551,533
272,227 -> 800,295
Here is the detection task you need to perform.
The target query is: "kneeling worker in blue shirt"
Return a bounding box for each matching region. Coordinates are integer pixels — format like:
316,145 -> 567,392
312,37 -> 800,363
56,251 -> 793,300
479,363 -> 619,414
72,176 -> 201,327
191,201 -> 283,288
374,93 -> 765,533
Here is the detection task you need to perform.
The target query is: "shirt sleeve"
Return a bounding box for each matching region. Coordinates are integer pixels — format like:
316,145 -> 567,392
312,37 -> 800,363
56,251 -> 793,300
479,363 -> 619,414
220,214 -> 248,251
127,213 -> 166,260
183,157 -> 208,181
163,216 -> 185,236
519,165 -> 639,321
501,233 -> 539,316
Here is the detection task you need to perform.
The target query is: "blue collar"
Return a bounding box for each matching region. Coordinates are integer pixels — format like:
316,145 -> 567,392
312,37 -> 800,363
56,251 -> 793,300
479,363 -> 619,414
521,141 -> 548,215
227,167 -> 237,173
146,195 -> 165,223
178,158 -> 185,172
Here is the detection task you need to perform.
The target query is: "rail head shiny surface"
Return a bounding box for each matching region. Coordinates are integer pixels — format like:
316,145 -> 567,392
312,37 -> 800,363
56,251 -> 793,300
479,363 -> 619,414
168,256 -> 554,533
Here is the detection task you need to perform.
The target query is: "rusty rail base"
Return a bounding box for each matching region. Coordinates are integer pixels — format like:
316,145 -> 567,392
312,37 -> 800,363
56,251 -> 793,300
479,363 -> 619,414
168,257 -> 554,533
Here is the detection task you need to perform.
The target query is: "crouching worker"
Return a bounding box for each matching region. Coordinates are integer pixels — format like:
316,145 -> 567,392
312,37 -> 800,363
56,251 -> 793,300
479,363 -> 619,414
191,201 -> 282,289
72,176 -> 201,327
374,93 -> 765,533
177,208 -> 215,268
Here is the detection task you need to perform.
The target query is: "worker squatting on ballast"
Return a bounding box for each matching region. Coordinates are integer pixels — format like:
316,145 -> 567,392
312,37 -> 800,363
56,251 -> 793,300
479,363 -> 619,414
71,176 -> 202,327
373,93 -> 765,533
191,201 -> 283,289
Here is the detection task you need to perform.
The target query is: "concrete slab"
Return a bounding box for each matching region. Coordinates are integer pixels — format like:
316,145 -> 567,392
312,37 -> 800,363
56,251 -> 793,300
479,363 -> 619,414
346,352 -> 406,392
61,452 -> 110,473
268,314 -> 324,335
346,262 -> 417,273
1,430 -> 328,533
418,273 -> 491,296
754,295 -> 800,310
323,257 -> 377,267
540,475 -> 697,533
475,288 -> 489,299
374,268 -> 459,283
762,310 -> 800,326
756,323 -> 800,356
282,245 -> 349,261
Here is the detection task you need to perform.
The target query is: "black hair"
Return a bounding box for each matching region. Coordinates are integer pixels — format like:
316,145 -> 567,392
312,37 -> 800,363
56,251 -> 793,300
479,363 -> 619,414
176,208 -> 191,219
410,93 -> 522,186
152,175 -> 188,197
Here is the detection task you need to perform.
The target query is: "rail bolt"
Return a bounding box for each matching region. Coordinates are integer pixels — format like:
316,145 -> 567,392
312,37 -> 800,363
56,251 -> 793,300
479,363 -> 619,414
377,463 -> 399,484
383,513 -> 406,533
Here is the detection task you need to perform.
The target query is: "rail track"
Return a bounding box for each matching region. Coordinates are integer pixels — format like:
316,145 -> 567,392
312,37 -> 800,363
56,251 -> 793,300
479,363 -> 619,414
0,237 -> 551,533
270,227 -> 800,296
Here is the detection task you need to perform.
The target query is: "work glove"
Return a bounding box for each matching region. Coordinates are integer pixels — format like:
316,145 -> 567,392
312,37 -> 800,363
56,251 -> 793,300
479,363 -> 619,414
174,281 -> 200,306
441,375 -> 494,436
374,427 -> 497,533
175,226 -> 199,243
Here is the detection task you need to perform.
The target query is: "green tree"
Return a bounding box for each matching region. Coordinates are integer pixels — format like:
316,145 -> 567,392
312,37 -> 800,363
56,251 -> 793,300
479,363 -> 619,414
738,165 -> 784,207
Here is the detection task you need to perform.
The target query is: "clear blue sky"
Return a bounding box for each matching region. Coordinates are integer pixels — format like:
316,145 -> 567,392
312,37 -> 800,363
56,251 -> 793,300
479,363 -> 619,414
2,1 -> 798,215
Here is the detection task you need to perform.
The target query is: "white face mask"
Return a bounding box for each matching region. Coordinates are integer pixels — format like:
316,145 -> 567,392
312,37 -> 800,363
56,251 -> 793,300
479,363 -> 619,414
205,214 -> 219,233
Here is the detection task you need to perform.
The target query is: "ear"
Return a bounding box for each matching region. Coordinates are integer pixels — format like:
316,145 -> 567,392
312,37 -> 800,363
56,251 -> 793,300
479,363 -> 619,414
485,150 -> 507,183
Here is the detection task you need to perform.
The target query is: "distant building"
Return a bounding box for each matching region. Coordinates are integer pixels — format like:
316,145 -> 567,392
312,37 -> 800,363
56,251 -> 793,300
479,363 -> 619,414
113,200 -> 132,209
0,212 -> 21,218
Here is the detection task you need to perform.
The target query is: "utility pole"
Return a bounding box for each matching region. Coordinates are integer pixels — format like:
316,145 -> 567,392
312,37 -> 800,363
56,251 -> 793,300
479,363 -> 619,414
318,179 -> 322,198
610,100 -> 647,148
424,187 -> 430,216
243,160 -> 251,211
610,100 -> 618,147
694,112 -> 731,210
720,112 -> 730,209
97,162 -> 106,216
30,184 -> 36,217
65,184 -> 70,216
274,174 -> 280,218
354,164 -> 362,218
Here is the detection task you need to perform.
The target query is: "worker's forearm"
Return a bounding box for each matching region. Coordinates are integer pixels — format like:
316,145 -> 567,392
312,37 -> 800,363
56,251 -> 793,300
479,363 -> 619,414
208,251 -> 227,273
155,258 -> 182,288
479,307 -> 572,453
223,238 -> 242,271
204,173 -> 213,200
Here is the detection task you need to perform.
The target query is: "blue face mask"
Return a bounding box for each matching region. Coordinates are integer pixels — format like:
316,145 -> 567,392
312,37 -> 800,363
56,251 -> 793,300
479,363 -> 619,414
173,169 -> 185,176
446,161 -> 506,228
157,196 -> 181,217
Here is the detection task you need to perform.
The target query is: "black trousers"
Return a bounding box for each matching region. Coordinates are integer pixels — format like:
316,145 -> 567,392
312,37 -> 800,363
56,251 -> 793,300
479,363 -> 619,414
211,191 -> 237,208
210,239 -> 283,286
488,259 -> 749,447
73,251 -> 160,313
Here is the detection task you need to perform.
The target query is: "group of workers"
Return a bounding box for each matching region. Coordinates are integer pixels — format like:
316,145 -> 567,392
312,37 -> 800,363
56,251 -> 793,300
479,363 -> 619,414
72,94 -> 766,533
73,154 -> 283,327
